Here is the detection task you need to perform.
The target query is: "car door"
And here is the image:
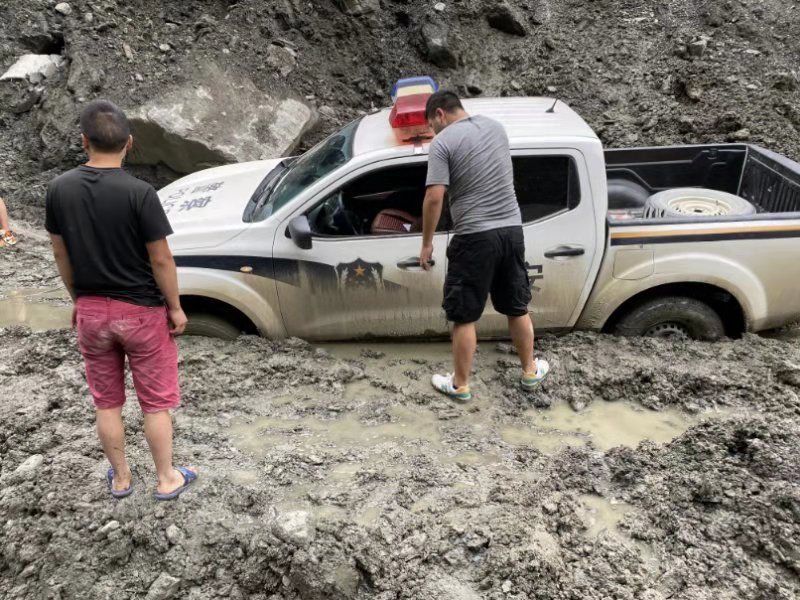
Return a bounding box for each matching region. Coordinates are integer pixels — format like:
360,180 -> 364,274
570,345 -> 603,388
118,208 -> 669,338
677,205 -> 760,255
272,159 -> 450,341
476,150 -> 599,336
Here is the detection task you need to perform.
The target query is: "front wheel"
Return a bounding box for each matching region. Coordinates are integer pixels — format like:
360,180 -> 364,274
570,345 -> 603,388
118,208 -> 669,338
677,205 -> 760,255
614,296 -> 725,341
183,313 -> 241,341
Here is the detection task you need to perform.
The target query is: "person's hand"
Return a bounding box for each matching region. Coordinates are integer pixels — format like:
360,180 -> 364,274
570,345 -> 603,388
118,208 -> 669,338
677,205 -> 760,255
71,306 -> 77,330
168,307 -> 188,335
420,243 -> 434,271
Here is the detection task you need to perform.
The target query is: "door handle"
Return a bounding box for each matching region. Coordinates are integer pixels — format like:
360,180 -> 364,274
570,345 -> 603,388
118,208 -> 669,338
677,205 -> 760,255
544,245 -> 585,259
397,257 -> 435,269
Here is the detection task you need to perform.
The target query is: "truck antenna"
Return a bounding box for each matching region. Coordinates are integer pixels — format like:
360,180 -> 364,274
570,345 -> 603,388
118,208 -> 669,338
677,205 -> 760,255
546,98 -> 558,113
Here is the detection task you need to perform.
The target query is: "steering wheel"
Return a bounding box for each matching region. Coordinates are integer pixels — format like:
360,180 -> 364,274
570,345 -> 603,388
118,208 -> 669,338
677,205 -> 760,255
320,191 -> 359,236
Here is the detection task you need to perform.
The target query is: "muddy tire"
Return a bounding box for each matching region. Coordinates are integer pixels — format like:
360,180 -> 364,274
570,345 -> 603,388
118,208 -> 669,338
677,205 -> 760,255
615,296 -> 725,340
184,312 -> 241,340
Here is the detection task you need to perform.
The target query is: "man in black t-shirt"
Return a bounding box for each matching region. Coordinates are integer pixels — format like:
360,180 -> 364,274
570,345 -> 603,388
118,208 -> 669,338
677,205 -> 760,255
46,100 -> 197,500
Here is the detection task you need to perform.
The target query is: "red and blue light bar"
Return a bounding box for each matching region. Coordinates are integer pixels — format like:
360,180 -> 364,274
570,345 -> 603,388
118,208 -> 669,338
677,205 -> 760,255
389,76 -> 438,140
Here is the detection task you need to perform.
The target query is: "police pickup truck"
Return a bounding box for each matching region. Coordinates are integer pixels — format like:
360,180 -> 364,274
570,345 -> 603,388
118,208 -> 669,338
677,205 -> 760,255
159,77 -> 800,341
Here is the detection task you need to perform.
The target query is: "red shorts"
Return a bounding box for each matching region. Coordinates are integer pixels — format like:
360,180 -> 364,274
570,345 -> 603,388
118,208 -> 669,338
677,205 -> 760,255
76,296 -> 180,413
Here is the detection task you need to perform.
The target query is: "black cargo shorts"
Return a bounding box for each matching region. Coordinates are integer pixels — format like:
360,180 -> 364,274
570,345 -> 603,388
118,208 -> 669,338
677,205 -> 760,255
443,226 -> 532,324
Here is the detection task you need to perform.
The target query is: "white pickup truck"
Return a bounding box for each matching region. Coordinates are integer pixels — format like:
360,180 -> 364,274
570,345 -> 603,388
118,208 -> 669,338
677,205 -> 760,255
158,92 -> 800,341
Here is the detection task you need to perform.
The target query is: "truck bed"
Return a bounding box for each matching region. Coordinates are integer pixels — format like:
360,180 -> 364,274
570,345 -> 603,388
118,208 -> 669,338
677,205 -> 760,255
604,144 -> 800,215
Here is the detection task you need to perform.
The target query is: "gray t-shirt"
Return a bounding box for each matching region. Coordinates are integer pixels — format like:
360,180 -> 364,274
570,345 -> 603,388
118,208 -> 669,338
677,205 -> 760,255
426,114 -> 521,235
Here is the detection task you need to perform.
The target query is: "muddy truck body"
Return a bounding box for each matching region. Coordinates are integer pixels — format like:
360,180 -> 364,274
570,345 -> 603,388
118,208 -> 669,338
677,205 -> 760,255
158,97 -> 800,341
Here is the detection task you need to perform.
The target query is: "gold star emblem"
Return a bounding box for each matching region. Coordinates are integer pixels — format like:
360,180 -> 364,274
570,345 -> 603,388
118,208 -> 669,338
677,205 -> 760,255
354,265 -> 366,277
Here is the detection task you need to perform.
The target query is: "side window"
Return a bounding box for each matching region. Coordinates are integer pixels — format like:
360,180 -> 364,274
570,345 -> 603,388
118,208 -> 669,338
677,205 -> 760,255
513,156 -> 581,223
307,164 -> 447,237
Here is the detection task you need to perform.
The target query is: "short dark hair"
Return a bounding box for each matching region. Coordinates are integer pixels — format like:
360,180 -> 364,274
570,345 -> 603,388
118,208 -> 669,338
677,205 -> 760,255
79,100 -> 131,153
425,90 -> 464,121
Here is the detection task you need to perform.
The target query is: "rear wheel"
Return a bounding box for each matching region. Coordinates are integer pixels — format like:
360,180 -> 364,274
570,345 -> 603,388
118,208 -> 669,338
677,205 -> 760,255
614,296 -> 725,340
184,312 -> 241,341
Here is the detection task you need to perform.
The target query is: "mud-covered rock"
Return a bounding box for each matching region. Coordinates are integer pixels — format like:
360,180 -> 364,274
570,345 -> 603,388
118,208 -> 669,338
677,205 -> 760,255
333,0 -> 379,16
421,22 -> 458,69
486,1 -> 527,37
145,573 -> 181,600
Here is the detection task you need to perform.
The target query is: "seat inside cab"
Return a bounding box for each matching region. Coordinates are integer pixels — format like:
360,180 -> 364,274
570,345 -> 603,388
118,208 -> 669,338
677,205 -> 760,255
308,164 -> 448,236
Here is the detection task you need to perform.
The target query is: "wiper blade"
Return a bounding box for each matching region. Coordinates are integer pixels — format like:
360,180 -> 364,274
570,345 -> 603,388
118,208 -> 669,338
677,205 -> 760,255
252,160 -> 292,209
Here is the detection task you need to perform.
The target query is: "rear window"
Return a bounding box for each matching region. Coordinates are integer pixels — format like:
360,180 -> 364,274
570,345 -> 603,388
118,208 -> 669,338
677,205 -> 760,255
513,155 -> 581,223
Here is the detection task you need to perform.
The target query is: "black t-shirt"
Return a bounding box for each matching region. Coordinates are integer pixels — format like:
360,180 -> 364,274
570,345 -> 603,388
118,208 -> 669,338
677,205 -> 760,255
45,166 -> 173,307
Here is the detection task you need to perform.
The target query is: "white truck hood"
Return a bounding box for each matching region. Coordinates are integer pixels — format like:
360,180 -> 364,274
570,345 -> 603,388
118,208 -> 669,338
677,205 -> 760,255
158,159 -> 282,250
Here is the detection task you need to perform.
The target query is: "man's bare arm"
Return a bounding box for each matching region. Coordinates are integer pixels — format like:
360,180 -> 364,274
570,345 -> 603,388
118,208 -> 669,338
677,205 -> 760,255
50,234 -> 75,301
146,239 -> 187,335
420,185 -> 446,270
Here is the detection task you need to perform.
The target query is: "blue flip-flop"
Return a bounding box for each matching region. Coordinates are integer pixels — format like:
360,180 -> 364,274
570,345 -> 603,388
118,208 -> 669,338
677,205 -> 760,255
154,466 -> 198,501
106,468 -> 134,499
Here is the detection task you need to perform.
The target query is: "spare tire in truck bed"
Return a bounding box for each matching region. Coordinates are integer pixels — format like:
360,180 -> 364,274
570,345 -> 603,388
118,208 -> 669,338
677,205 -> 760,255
643,188 -> 756,218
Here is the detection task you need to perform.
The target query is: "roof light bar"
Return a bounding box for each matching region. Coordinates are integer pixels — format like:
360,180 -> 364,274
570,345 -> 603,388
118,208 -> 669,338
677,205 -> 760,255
389,76 -> 437,141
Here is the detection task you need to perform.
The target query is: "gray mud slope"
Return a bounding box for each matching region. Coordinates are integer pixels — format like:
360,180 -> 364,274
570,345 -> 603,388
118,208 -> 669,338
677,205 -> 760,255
2,0 -> 800,219
2,328 -> 799,599
0,222 -> 62,294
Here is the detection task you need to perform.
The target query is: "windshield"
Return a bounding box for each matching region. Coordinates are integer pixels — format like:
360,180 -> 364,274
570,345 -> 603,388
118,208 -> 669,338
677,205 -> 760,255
253,119 -> 360,221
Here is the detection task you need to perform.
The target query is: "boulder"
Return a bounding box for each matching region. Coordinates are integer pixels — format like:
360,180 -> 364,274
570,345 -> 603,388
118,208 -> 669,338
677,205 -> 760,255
270,510 -> 314,547
420,574 -> 482,600
1,55 -> 61,117
66,52 -> 105,99
333,0 -> 379,16
127,64 -> 317,174
421,23 -> 458,69
0,79 -> 41,114
14,454 -> 44,476
145,573 -> 181,600
486,1 -> 527,37
266,44 -> 297,77
1,54 -> 65,84
35,87 -> 80,167
55,3 -> 73,16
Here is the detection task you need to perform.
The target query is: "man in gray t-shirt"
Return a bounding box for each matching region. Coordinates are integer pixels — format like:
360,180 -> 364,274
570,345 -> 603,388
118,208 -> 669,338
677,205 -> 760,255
420,90 -> 550,401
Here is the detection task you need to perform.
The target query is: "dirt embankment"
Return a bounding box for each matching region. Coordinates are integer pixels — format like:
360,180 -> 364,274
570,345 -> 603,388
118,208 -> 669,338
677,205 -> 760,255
1,0 -> 800,222
1,327 -> 799,599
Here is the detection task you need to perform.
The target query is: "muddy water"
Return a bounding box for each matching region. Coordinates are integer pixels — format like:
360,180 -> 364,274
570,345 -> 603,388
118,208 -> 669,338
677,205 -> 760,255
229,340 -> 730,528
232,395 -> 713,458
0,288 -> 71,330
231,405 -> 444,453
501,401 -> 701,452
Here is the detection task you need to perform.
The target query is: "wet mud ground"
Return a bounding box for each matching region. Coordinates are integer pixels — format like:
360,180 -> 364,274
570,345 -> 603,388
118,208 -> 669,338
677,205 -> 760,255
1,316 -> 799,599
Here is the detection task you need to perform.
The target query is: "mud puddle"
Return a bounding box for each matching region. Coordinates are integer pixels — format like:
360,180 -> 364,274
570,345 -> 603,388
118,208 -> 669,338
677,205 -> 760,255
319,342 -> 731,454
232,396 -> 722,460
0,289 -> 71,330
231,405 -> 443,453
501,401 -> 725,452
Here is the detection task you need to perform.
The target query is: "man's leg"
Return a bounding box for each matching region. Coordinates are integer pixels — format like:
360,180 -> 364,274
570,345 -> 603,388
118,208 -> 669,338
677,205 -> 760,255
143,410 -> 188,495
122,302 -> 193,495
452,322 -> 477,388
491,227 -> 549,387
76,297 -> 131,491
95,406 -> 132,492
433,232 -> 493,400
508,315 -> 536,375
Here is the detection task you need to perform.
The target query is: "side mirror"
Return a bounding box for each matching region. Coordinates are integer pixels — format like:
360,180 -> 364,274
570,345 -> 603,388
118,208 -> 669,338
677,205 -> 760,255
288,215 -> 313,250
